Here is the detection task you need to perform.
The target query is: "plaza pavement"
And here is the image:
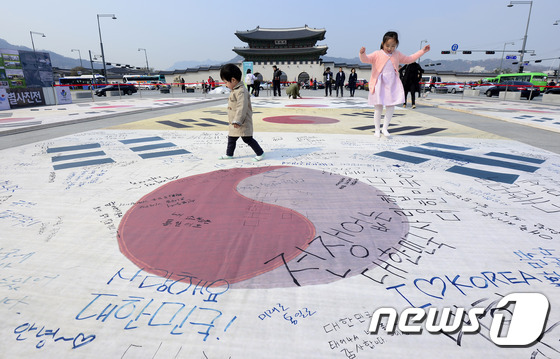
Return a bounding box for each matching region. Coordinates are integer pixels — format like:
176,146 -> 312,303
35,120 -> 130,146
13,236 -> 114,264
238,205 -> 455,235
1,92 -> 559,358
0,95 -> 226,136
2,91 -> 560,135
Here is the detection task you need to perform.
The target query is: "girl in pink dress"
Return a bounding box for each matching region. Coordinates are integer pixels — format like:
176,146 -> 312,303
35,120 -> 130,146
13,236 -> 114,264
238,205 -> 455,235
359,31 -> 430,138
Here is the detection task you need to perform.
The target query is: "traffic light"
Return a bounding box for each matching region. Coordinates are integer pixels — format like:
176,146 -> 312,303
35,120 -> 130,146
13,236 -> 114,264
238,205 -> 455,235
485,51 -> 495,54
462,51 -> 472,54
441,51 -> 451,54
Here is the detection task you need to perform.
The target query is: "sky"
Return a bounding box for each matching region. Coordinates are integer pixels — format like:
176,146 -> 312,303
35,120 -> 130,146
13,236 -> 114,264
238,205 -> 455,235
3,0 -> 560,71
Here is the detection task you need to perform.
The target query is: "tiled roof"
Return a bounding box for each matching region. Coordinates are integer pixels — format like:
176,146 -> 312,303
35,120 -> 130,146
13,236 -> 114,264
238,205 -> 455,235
233,46 -> 328,57
235,26 -> 326,42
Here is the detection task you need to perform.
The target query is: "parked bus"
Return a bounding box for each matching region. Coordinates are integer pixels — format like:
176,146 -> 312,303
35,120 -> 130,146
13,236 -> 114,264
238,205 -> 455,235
59,74 -> 106,90
485,72 -> 548,91
122,74 -> 166,89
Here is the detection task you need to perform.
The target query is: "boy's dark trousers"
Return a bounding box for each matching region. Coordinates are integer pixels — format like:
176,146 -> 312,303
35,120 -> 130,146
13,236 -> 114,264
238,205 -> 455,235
227,136 -> 263,157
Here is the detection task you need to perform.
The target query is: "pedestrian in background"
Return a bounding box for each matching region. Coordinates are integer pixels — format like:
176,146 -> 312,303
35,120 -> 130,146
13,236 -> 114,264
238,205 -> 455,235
335,67 -> 346,97
348,68 -> 357,97
286,82 -> 302,99
253,77 -> 261,97
323,67 -> 333,96
245,69 -> 256,95
218,64 -> 265,162
359,31 -> 430,138
272,65 -> 282,96
399,62 -> 424,109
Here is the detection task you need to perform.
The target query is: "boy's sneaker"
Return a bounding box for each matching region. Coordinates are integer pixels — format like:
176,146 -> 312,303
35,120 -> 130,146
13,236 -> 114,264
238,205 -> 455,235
253,153 -> 265,162
219,155 -> 234,160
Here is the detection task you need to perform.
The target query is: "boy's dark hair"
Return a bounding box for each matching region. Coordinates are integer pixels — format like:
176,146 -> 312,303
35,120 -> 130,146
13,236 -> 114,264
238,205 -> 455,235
220,63 -> 242,82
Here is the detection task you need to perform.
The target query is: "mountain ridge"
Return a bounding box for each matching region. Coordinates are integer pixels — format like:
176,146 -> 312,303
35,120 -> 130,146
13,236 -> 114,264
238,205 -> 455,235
1,38 -> 550,74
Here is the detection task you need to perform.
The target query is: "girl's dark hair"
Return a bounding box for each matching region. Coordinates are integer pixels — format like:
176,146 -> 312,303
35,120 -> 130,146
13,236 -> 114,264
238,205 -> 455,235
220,63 -> 242,82
380,31 -> 399,49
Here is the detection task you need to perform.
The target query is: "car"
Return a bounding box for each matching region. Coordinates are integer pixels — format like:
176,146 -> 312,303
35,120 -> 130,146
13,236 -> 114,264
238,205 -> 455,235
464,81 -> 478,89
136,82 -> 156,90
356,79 -> 368,90
445,82 -> 465,94
473,82 -> 496,94
344,79 -> 368,90
185,82 -> 202,90
159,83 -> 171,93
94,84 -> 138,96
421,75 -> 442,92
208,86 -> 230,95
259,81 -> 272,90
484,81 -> 540,100
544,86 -> 560,94
130,82 -> 155,90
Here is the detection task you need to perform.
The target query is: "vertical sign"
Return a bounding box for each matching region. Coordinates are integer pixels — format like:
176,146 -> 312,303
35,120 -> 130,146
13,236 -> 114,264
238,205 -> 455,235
0,88 -> 10,110
451,44 -> 459,55
56,86 -> 73,104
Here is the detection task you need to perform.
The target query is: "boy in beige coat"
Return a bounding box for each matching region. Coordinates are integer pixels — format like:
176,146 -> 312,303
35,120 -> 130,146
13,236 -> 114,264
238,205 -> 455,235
219,63 -> 265,161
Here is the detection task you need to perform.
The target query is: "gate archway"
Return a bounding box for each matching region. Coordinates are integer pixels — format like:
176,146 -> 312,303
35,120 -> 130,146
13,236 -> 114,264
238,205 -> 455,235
298,72 -> 310,85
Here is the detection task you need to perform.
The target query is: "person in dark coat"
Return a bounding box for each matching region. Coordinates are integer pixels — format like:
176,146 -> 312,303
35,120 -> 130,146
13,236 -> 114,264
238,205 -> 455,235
272,65 -> 282,96
323,67 -> 334,96
335,67 -> 346,97
253,77 -> 261,97
399,62 -> 424,109
348,68 -> 358,97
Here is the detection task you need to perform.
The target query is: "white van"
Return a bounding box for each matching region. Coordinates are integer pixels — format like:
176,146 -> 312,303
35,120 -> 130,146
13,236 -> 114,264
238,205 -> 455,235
421,75 -> 442,92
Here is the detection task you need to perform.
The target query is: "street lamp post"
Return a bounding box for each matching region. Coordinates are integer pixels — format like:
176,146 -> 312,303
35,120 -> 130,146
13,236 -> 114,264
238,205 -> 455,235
507,1 -> 533,73
97,13 -> 117,84
29,31 -> 46,53
419,39 -> 428,65
88,50 -> 95,77
71,49 -> 83,68
500,42 -> 515,73
138,48 -> 150,75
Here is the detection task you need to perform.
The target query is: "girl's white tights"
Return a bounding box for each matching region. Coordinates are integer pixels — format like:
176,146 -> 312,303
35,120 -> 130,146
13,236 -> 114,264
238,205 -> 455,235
373,105 -> 394,138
